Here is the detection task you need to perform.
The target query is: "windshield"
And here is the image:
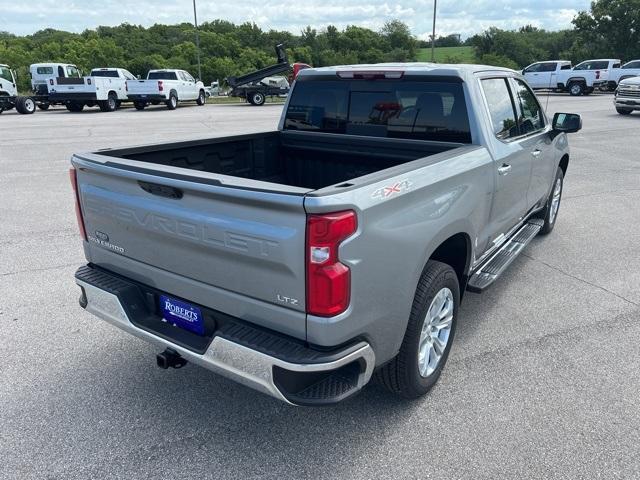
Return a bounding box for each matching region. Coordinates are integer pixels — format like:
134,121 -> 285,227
0,66 -> 13,82
148,71 -> 177,80
91,70 -> 119,78
284,78 -> 471,143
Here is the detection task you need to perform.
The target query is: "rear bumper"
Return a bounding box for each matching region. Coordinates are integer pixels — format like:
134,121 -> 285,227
75,265 -> 375,405
48,92 -> 98,102
127,94 -> 166,101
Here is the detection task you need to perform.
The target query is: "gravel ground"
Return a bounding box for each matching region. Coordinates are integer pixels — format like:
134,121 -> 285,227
1,94 -> 639,479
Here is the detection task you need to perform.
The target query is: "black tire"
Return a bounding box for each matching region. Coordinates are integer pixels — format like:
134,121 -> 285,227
196,89 -> 206,106
376,260 -> 459,399
537,167 -> 564,235
584,87 -> 594,95
66,102 -> 84,112
616,107 -> 633,115
38,103 -> 50,111
98,92 -> 118,112
15,97 -> 26,114
568,82 -> 584,96
166,92 -> 178,110
16,96 -> 36,114
133,101 -> 146,110
250,91 -> 265,106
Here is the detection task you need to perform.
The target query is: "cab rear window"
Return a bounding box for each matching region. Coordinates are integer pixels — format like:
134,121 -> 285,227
91,70 -> 119,78
284,79 -> 471,143
148,71 -> 178,80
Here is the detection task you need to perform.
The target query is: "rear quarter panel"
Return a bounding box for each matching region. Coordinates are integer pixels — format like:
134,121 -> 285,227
304,146 -> 495,365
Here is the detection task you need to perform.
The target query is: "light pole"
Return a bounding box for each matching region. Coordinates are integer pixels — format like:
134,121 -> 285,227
193,0 -> 202,80
431,0 -> 437,62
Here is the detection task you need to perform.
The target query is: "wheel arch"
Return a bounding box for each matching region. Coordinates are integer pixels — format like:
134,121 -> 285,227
559,153 -> 569,176
427,232 -> 472,296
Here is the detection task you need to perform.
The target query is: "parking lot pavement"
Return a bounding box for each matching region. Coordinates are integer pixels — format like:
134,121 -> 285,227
1,96 -> 639,479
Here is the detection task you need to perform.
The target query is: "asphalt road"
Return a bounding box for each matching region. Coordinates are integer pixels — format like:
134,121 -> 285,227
1,96 -> 639,479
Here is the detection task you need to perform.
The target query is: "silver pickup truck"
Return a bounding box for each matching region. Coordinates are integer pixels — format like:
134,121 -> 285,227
71,64 -> 581,406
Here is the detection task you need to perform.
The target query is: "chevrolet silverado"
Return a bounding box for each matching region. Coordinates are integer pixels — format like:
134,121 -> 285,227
70,63 -> 581,405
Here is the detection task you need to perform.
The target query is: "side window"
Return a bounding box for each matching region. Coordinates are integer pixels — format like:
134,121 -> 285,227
178,71 -> 188,81
623,61 -> 640,69
524,64 -> 542,73
613,63 -> 621,69
185,73 -> 195,82
561,64 -> 572,70
512,79 -> 545,135
539,63 -> 557,72
481,78 -> 518,140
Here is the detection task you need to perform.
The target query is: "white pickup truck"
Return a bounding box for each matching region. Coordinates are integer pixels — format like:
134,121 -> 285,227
608,60 -> 640,90
48,67 -> 137,112
522,60 -> 573,90
125,69 -> 206,110
556,58 -> 621,96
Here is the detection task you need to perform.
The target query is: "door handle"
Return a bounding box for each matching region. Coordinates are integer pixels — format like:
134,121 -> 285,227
531,149 -> 542,158
498,164 -> 512,175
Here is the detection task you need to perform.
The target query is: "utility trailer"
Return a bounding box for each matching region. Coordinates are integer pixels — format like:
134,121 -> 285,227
0,64 -> 36,114
226,44 -> 310,105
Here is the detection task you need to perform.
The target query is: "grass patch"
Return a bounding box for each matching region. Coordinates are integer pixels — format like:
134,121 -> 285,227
416,46 -> 476,64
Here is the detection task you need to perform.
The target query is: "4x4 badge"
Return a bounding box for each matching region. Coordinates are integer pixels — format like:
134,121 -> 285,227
371,179 -> 413,199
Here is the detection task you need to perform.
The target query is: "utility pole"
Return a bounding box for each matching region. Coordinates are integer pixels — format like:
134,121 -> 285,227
193,0 -> 202,80
431,0 -> 437,62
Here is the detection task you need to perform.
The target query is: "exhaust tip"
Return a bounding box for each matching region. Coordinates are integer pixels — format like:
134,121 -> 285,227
156,348 -> 188,369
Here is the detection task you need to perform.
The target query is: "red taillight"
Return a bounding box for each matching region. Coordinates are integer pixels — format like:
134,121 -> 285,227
306,210 -> 357,317
69,167 -> 87,241
158,80 -> 164,92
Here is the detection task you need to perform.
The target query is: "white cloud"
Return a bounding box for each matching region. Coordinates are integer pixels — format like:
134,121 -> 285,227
0,0 -> 591,37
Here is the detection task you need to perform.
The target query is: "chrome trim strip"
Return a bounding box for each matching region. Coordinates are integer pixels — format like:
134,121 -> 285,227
76,280 -> 375,405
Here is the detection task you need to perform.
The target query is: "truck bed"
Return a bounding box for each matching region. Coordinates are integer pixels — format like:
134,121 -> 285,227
102,131 -> 460,191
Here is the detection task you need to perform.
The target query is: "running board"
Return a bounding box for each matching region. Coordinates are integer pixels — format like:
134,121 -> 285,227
467,218 -> 544,293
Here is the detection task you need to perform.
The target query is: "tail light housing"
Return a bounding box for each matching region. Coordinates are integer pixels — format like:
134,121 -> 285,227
596,70 -> 601,79
125,82 -> 128,92
158,80 -> 164,92
306,210 -> 357,317
69,167 -> 87,241
49,79 -> 54,85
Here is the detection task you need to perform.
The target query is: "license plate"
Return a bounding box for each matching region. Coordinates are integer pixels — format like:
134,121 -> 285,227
160,295 -> 204,335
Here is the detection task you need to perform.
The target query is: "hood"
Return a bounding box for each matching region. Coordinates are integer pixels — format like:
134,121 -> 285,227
619,76 -> 640,87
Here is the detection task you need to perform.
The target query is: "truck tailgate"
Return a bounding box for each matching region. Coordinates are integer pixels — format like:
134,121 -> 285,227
72,154 -> 311,338
126,80 -> 160,94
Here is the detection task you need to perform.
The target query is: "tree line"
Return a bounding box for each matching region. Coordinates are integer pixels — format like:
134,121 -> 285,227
0,0 -> 636,92
0,20 -> 417,93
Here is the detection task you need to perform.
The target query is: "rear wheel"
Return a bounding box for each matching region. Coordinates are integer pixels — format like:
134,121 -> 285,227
568,82 -> 584,96
66,102 -> 84,112
16,97 -> 36,114
250,91 -> 265,106
616,107 -> 633,115
166,92 -> 178,110
98,92 -> 118,112
376,260 -> 459,399
196,89 -> 206,105
133,101 -> 146,110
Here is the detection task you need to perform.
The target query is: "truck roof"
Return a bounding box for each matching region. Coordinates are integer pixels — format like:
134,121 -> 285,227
0,64 -> 9,68
91,67 -> 122,71
148,69 -> 183,73
30,62 -> 77,68
298,62 -> 517,81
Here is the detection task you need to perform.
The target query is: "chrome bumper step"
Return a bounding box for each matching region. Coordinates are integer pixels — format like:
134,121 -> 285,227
467,218 -> 543,293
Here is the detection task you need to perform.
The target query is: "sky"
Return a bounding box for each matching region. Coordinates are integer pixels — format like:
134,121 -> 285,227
0,0 -> 592,38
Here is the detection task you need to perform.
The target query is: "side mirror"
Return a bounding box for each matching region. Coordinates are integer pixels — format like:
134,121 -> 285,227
552,112 -> 582,133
